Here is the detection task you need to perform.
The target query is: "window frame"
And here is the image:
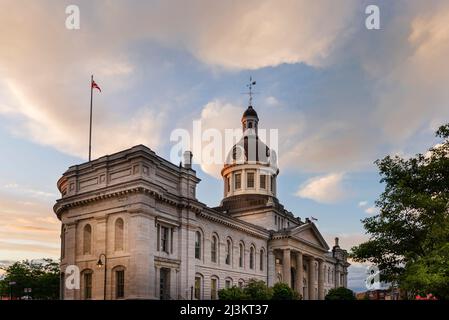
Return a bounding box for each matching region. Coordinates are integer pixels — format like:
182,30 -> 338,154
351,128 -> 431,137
234,172 -> 242,190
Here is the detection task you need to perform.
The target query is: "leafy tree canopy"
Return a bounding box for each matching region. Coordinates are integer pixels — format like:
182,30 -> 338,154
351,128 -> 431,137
0,258 -> 60,300
325,287 -> 355,300
351,124 -> 449,299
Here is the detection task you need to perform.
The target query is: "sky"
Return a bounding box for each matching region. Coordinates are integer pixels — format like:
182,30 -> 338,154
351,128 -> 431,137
1,0 -> 449,292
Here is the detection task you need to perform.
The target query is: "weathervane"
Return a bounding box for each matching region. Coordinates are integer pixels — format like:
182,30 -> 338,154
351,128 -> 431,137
246,76 -> 257,106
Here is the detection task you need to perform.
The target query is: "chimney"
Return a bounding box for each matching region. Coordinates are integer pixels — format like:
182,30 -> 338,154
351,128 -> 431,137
183,151 -> 193,169
335,237 -> 340,247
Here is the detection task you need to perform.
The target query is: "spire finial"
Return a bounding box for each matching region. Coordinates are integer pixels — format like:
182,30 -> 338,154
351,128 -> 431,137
246,76 -> 256,106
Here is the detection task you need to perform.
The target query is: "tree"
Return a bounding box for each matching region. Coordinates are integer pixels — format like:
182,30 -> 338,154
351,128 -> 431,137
218,279 -> 273,300
0,259 -> 60,300
243,279 -> 272,300
351,124 -> 449,299
325,287 -> 355,300
218,286 -> 248,300
271,282 -> 299,300
401,243 -> 449,299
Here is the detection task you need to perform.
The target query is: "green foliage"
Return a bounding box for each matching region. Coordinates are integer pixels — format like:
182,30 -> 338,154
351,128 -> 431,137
0,259 -> 60,300
325,287 -> 355,300
219,279 -> 301,300
218,286 -> 248,300
350,124 -> 449,299
401,243 -> 449,299
243,279 -> 273,300
271,282 -> 299,300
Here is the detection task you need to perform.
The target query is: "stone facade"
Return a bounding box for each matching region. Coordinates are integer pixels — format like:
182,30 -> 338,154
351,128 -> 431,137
54,106 -> 349,300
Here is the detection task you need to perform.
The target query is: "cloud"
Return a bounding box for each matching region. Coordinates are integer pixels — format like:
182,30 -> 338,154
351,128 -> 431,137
358,201 -> 368,207
364,206 -> 378,215
178,0 -> 358,69
0,1 -> 169,160
188,100 -> 243,178
2,182 -> 56,199
0,194 -> 60,261
296,173 -> 346,204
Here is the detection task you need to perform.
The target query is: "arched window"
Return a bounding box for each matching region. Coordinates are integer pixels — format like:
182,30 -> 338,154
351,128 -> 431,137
195,231 -> 201,260
210,276 -> 219,300
225,277 -> 233,289
194,274 -> 203,299
211,235 -> 218,263
249,246 -> 255,270
225,238 -> 232,265
83,224 -> 92,255
259,248 -> 265,271
115,218 -> 124,251
239,242 -> 244,268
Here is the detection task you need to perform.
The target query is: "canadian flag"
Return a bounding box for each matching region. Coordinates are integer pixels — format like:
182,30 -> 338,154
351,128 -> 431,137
91,79 -> 101,92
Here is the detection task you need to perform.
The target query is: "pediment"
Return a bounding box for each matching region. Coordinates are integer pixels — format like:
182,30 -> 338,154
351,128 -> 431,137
291,223 -> 330,251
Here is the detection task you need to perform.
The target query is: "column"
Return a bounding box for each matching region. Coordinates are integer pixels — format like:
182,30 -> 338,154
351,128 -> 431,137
295,252 -> 303,296
63,223 -> 77,300
128,213 -> 153,299
308,257 -> 315,300
318,260 -> 324,300
335,269 -> 341,288
155,266 -> 161,299
283,249 -> 291,287
170,268 -> 177,299
267,249 -> 276,287
95,217 -> 107,300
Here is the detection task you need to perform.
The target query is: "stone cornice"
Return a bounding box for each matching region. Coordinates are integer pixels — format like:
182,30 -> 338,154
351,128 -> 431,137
270,232 -> 329,254
54,181 -> 202,219
197,209 -> 269,240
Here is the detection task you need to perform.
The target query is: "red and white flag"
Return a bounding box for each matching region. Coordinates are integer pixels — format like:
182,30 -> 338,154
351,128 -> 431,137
91,79 -> 101,92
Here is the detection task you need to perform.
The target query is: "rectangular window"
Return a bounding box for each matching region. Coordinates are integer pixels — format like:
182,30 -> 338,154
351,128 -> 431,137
234,173 -> 241,189
274,216 -> 277,225
116,270 -> 125,299
211,278 -> 217,300
247,172 -> 255,188
260,174 -> 266,189
195,277 -> 201,299
227,176 -> 230,192
225,280 -> 231,289
161,226 -> 169,253
84,273 -> 92,300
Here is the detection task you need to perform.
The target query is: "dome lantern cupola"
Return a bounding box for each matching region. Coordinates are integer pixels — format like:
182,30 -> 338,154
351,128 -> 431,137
242,105 -> 259,136
221,78 -> 279,206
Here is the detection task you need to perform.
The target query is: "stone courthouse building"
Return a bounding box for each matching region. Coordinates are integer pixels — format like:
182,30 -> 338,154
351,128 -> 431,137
54,103 -> 349,300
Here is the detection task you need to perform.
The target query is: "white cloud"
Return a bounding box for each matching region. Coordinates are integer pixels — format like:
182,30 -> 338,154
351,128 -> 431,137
192,100 -> 243,178
364,206 -> 378,215
296,172 -> 346,204
265,96 -> 280,107
358,201 -> 368,207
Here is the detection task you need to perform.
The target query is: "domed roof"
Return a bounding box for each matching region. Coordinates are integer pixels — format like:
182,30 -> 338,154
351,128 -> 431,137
225,134 -> 277,168
242,106 -> 258,119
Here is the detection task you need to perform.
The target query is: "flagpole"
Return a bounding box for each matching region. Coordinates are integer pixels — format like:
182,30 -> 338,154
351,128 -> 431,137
89,75 -> 93,162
